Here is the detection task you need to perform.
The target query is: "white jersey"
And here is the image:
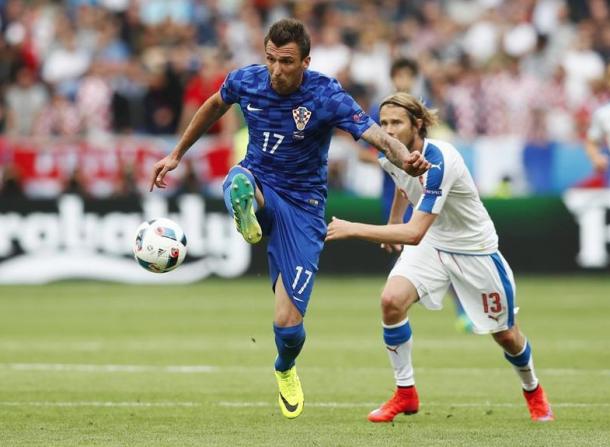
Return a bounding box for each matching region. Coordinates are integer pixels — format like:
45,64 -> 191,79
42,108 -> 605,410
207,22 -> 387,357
587,102 -> 610,146
379,138 -> 498,254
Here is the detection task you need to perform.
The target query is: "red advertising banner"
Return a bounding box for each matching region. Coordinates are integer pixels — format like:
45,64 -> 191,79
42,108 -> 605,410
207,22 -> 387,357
0,136 -> 233,198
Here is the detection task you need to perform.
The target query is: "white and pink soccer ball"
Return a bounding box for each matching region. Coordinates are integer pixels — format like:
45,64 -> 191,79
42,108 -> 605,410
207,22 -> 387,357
133,218 -> 187,273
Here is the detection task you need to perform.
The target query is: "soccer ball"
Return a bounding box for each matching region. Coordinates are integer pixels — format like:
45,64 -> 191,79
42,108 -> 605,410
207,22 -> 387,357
133,218 -> 187,273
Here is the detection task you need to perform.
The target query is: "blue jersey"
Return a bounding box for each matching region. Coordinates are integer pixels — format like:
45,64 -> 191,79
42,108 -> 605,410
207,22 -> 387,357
220,65 -> 375,216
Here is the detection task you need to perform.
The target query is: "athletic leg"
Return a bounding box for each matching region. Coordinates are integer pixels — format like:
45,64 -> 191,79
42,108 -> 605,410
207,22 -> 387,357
273,274 -> 305,419
368,276 -> 420,423
493,325 -> 554,421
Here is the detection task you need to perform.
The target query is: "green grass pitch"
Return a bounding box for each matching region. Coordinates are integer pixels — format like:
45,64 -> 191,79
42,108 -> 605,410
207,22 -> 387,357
1,276 -> 609,446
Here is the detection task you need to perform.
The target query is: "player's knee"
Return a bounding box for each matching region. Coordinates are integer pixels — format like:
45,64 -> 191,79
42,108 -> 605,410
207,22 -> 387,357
492,328 -> 518,348
223,165 -> 255,189
380,290 -> 405,317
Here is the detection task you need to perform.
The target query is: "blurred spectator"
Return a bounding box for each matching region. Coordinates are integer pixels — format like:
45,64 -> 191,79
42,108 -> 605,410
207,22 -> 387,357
34,87 -> 82,136
445,55 -> 481,139
479,56 -> 541,137
173,158 -> 203,196
41,17 -> 91,90
0,163 -> 25,198
561,24 -> 605,107
309,26 -> 350,78
64,166 -> 89,197
5,66 -> 49,136
95,12 -> 131,66
110,57 -> 148,132
139,0 -> 195,27
114,163 -> 140,198
178,50 -> 226,135
76,62 -> 113,137
349,28 -> 392,102
143,64 -> 182,135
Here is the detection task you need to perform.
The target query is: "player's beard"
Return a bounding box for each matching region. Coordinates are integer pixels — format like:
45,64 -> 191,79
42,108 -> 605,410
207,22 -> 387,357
272,77 -> 290,94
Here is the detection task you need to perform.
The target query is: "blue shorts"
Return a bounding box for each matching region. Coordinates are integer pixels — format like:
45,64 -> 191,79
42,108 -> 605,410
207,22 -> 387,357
256,183 -> 326,316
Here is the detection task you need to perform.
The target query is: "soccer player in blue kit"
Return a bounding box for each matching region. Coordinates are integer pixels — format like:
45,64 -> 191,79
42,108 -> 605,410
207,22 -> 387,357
150,18 -> 430,419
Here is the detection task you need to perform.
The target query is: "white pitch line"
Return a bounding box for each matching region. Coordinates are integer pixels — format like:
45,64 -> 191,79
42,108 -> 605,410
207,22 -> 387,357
0,401 -> 201,408
218,401 -> 610,409
0,363 -> 216,373
1,363 -> 609,376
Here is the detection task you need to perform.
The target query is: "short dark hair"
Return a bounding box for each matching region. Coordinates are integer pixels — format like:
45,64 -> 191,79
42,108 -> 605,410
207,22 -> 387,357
390,58 -> 419,78
264,18 -> 311,59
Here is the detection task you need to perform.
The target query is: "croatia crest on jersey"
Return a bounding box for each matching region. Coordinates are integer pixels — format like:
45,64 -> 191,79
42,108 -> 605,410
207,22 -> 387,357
292,106 -> 312,131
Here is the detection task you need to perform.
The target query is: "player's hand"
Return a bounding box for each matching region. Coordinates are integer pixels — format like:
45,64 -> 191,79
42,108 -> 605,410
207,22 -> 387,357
403,151 -> 430,177
325,216 -> 354,241
381,242 -> 403,253
149,155 -> 180,191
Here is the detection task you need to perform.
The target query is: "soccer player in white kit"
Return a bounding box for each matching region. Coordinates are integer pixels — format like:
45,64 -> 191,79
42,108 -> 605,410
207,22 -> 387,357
326,92 -> 554,422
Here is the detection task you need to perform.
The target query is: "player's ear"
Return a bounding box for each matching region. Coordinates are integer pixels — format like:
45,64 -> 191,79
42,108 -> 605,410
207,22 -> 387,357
302,55 -> 311,70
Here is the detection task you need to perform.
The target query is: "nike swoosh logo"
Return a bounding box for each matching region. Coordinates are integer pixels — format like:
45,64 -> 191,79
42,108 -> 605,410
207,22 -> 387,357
279,392 -> 299,412
247,103 -> 263,112
292,296 -> 304,302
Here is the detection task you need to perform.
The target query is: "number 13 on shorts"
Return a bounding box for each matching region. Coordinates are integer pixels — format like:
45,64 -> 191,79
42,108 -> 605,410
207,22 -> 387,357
482,292 -> 503,314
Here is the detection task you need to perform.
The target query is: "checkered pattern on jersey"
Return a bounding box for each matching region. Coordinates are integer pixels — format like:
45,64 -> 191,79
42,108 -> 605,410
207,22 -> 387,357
221,65 -> 375,216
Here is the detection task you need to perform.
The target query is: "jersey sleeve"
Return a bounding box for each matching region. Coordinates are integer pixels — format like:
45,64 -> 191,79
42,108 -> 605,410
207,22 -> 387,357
587,108 -> 604,142
415,146 -> 456,215
324,80 -> 375,139
219,69 -> 240,105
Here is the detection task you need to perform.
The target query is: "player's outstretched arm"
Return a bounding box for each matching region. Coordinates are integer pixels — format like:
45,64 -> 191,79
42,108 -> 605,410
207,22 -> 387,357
381,188 -> 410,253
326,211 -> 436,246
361,124 -> 430,177
149,92 -> 231,191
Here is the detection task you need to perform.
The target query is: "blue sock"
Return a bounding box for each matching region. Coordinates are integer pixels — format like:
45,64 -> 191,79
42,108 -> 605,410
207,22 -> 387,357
274,322 -> 306,372
504,341 -> 531,367
222,166 -> 258,217
383,318 -> 412,345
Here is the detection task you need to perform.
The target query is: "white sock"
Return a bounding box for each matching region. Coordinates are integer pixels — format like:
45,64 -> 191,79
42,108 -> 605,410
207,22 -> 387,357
516,357 -> 539,392
505,341 -> 539,391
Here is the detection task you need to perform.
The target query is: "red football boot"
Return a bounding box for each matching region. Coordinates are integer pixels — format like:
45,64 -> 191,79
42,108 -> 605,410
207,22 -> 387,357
524,385 -> 554,421
368,386 -> 419,423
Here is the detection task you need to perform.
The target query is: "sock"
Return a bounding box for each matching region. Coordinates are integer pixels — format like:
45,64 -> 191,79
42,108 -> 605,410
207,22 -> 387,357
504,340 -> 539,391
222,166 -> 258,217
383,317 -> 414,387
274,322 -> 306,372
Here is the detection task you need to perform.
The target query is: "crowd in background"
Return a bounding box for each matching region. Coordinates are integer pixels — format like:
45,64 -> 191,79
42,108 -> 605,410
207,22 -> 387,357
1,0 -> 610,198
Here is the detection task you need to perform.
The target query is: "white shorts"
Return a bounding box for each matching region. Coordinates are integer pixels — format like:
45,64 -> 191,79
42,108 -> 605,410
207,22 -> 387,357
389,240 -> 517,334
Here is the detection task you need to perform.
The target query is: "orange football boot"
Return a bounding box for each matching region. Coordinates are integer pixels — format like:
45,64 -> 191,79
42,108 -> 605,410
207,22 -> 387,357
368,386 -> 419,423
524,385 -> 554,421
